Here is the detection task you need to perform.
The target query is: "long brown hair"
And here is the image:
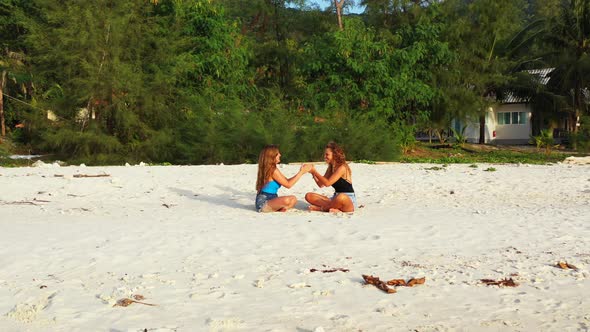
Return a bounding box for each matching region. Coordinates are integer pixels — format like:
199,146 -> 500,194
326,142 -> 351,177
256,145 -> 279,192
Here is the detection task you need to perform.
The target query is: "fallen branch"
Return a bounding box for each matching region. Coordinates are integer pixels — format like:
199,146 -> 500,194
54,174 -> 110,178
0,200 -> 43,206
480,278 -> 519,287
73,174 -> 110,178
310,267 -> 349,273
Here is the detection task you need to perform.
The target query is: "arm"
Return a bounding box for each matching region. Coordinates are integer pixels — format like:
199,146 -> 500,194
310,165 -> 346,187
272,164 -> 311,189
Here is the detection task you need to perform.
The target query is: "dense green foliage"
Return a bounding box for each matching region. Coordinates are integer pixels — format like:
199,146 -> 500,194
399,143 -> 567,164
0,0 -> 589,165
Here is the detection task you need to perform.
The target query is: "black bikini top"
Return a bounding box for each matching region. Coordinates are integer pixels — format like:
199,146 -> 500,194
332,177 -> 354,193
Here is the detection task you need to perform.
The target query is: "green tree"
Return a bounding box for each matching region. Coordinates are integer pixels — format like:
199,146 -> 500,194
0,0 -> 34,141
543,0 -> 590,136
440,0 -> 531,143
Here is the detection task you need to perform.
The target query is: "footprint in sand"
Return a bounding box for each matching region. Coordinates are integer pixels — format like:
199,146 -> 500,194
5,291 -> 57,323
206,317 -> 244,330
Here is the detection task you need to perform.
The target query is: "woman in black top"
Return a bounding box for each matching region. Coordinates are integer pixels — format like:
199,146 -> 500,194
305,142 -> 356,213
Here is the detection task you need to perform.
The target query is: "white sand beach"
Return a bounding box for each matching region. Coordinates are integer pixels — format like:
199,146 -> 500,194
1,162 -> 589,332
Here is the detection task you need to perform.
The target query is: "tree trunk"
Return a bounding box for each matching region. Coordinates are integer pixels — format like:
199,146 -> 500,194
334,0 -> 344,31
478,114 -> 485,144
0,72 -> 5,139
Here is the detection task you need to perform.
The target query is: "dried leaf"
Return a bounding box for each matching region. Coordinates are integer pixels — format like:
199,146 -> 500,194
113,298 -> 157,307
556,261 -> 578,270
114,298 -> 134,307
406,277 -> 426,287
480,278 -> 519,287
132,294 -> 145,301
386,279 -> 407,286
362,275 -> 396,294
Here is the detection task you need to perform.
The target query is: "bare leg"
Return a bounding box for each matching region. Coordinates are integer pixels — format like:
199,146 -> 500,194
305,192 -> 331,211
327,193 -> 354,213
262,195 -> 297,212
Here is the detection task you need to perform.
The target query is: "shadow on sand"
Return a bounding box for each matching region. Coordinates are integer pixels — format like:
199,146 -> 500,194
168,186 -> 253,211
169,186 -> 311,212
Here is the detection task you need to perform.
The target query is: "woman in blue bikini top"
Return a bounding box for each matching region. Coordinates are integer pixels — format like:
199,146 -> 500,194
255,145 -> 311,212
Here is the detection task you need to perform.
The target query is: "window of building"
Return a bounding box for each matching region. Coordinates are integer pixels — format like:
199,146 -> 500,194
497,112 -> 527,125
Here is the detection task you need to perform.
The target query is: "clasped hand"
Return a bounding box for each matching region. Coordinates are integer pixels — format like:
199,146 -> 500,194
300,163 -> 314,173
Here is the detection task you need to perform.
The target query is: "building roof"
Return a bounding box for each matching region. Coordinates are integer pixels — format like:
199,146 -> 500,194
502,68 -> 554,104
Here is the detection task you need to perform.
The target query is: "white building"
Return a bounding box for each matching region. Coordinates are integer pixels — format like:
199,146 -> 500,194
453,69 -> 552,145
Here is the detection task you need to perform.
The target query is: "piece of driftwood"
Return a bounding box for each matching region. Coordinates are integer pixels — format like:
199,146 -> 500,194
362,275 -> 396,294
556,262 -> 578,270
54,174 -> 109,178
73,174 -> 110,178
480,278 -> 519,287
1,200 -> 41,206
310,267 -> 349,273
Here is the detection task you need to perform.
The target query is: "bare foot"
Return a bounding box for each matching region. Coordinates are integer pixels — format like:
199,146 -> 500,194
328,208 -> 342,213
308,205 -> 323,212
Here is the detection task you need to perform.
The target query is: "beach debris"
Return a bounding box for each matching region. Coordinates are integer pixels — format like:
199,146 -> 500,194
407,277 -> 426,287
385,277 -> 426,287
556,262 -> 578,270
73,174 -> 110,178
39,285 -> 47,289
0,199 -> 47,206
133,294 -> 146,301
400,260 -> 426,268
54,173 -> 110,178
289,282 -> 311,289
385,279 -> 406,286
363,275 -> 396,293
480,278 -> 519,287
310,267 -> 349,273
113,296 -> 156,307
162,203 -> 176,208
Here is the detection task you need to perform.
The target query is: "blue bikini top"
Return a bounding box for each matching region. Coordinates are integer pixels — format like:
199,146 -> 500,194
260,180 -> 281,194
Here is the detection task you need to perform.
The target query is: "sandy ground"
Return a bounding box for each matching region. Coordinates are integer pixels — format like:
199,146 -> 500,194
0,161 -> 589,332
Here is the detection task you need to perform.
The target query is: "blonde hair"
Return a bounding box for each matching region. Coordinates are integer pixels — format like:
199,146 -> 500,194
256,145 -> 279,192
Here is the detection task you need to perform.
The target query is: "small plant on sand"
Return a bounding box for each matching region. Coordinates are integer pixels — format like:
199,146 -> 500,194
425,166 -> 444,171
397,124 -> 417,154
530,129 -> 555,156
469,164 -> 478,168
451,125 -> 468,147
484,167 -> 497,172
355,159 -> 376,164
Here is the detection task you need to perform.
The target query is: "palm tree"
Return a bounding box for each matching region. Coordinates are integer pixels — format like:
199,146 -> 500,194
0,49 -> 26,140
544,0 -> 590,135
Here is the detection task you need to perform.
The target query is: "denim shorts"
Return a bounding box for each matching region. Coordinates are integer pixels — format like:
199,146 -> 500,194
333,192 -> 357,208
255,192 -> 278,212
